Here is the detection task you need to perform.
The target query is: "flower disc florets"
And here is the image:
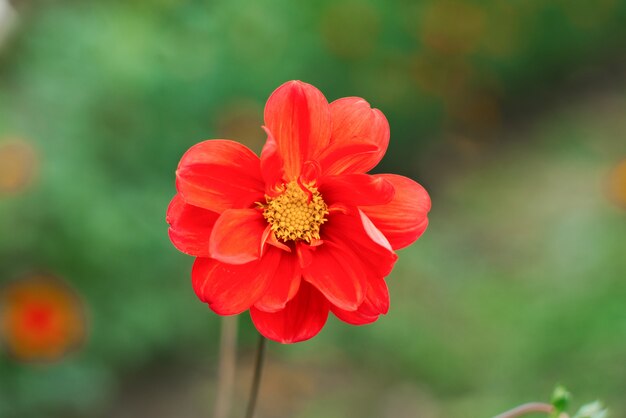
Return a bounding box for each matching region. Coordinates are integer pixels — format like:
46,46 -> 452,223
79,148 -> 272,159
262,181 -> 328,243
168,80 -> 432,344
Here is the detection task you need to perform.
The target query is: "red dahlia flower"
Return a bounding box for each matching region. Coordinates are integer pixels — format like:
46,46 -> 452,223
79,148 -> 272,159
0,275 -> 87,362
167,81 -> 430,343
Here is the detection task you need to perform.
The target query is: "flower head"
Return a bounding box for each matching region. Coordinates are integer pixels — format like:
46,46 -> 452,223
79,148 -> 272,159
167,81 -> 431,343
0,275 -> 87,362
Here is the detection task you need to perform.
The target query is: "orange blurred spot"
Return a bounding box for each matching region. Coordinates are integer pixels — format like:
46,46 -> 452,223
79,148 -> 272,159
411,53 -> 473,99
445,90 -> 502,134
0,138 -> 38,195
607,159 -> 626,210
0,274 -> 87,363
215,100 -> 265,154
419,0 -> 486,56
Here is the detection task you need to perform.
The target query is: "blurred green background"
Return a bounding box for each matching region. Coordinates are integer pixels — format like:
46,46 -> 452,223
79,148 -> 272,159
1,0 -> 625,417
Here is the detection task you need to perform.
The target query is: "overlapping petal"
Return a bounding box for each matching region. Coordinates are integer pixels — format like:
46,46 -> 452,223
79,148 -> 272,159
303,240 -> 367,311
331,275 -> 389,325
316,210 -> 396,324
259,127 -> 285,195
319,173 -> 395,207
166,194 -> 220,257
209,209 -> 267,264
361,174 -> 431,250
250,281 -> 329,343
170,81 -> 431,344
192,248 -> 282,315
264,81 -> 332,180
317,97 -> 390,175
254,252 -> 301,312
176,140 -> 265,212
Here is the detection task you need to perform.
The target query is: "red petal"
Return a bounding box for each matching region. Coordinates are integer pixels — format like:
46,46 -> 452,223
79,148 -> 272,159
319,173 -> 395,207
317,97 -> 389,175
166,194 -> 220,257
361,274 -> 390,315
303,241 -> 367,311
254,253 -> 301,312
209,209 -> 267,264
250,281 -> 329,343
263,229 -> 291,252
321,210 -> 395,324
361,174 -> 431,250
264,81 -> 331,180
332,274 -> 390,325
192,248 -> 282,315
331,309 -> 378,325
176,140 -> 265,212
323,211 -> 397,281
296,242 -> 315,269
260,127 -> 285,195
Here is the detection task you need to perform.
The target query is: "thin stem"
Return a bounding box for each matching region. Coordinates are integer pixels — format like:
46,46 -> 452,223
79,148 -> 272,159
493,402 -> 560,418
244,334 -> 267,418
213,316 -> 238,418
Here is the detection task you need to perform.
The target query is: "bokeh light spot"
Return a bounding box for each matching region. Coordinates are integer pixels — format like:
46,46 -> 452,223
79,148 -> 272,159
607,158 -> 626,210
419,0 -> 486,56
0,138 -> 39,195
0,274 -> 87,363
214,99 -> 265,153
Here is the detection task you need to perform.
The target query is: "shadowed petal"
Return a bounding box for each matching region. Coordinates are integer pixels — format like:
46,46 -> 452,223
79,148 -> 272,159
260,126 -> 285,195
254,252 -> 302,312
303,241 -> 367,311
166,194 -> 220,257
192,248 -> 282,315
176,140 -> 265,213
331,275 -> 389,325
323,210 -> 397,280
209,209 -> 267,264
361,174 -> 431,250
321,210 -> 396,322
317,97 -> 389,175
250,281 -> 329,343
264,81 -> 331,179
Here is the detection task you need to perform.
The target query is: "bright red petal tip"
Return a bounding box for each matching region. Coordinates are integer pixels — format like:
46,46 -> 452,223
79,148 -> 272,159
331,275 -> 390,325
166,194 -> 220,257
250,281 -> 329,343
361,174 -> 431,250
318,97 -> 390,175
192,248 -> 282,315
176,140 -> 265,213
264,81 -> 331,180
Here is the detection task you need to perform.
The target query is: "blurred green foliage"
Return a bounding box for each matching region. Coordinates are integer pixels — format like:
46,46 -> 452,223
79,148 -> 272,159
0,0 -> 625,417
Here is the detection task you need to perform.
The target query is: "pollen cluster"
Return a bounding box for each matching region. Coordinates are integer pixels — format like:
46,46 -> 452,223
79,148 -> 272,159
262,181 -> 329,243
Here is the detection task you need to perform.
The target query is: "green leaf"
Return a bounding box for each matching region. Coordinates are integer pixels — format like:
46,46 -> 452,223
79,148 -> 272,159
572,401 -> 609,418
551,385 -> 572,414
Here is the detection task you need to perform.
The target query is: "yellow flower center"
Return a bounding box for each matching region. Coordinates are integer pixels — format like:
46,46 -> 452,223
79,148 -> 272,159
262,181 -> 329,243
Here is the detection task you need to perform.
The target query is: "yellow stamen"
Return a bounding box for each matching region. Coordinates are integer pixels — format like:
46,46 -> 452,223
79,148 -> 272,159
261,181 -> 329,243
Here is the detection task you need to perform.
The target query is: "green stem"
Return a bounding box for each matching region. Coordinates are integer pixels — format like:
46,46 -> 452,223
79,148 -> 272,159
493,402 -> 565,418
213,316 -> 238,418
244,334 -> 267,418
